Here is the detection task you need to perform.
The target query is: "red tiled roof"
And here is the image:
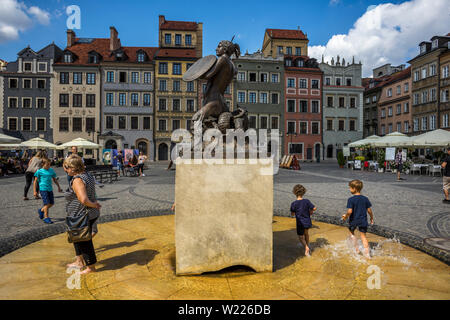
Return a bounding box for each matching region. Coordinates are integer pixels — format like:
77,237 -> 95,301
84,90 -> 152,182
160,20 -> 198,31
156,48 -> 197,59
266,29 -> 308,40
383,66 -> 411,85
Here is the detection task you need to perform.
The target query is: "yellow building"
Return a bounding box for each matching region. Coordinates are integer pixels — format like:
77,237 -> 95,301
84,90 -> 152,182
0,59 -> 7,71
154,16 -> 203,161
262,28 -> 309,58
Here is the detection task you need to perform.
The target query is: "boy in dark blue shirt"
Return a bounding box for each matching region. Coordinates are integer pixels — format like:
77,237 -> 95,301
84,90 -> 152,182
342,179 -> 374,259
290,184 -> 316,256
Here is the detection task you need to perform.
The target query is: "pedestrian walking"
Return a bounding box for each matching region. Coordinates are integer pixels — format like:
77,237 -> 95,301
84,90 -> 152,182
137,152 -> 147,177
395,148 -> 405,181
64,155 -> 101,274
442,147 -> 450,204
24,150 -> 46,200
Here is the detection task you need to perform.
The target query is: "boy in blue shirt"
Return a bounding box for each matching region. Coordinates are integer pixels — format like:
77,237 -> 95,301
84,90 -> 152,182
342,179 -> 374,259
290,184 -> 317,256
34,158 -> 62,224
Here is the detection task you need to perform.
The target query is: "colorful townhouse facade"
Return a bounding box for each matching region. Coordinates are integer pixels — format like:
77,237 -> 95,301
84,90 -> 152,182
1,44 -> 63,143
232,51 -> 284,156
319,56 -> 364,159
439,39 -> 450,130
154,15 -> 202,161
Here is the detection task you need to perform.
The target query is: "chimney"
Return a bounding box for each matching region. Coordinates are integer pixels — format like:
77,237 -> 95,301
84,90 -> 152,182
67,29 -> 76,47
110,26 -> 120,51
159,15 -> 165,27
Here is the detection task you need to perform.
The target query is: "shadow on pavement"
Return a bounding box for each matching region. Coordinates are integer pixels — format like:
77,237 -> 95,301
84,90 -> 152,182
97,249 -> 158,272
96,238 -> 146,253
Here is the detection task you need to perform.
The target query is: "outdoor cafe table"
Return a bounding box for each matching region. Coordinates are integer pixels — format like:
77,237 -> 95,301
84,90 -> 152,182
412,164 -> 431,175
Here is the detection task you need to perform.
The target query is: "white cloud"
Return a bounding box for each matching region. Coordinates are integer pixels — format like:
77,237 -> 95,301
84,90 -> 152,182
309,0 -> 450,77
0,0 -> 51,43
329,0 -> 341,6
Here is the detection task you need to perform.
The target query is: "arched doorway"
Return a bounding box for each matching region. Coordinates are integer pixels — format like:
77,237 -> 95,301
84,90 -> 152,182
327,145 -> 333,159
105,139 -> 117,150
136,140 -> 148,157
158,143 -> 169,161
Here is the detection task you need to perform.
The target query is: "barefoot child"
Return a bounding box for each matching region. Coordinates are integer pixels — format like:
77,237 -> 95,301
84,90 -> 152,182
342,180 -> 374,259
290,184 -> 317,256
34,158 -> 62,224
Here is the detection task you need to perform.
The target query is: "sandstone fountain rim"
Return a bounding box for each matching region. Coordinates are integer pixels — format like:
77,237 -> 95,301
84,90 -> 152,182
0,209 -> 448,265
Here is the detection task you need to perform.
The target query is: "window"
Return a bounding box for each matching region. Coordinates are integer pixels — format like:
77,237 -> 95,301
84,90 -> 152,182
119,72 -> 127,83
287,78 -> 295,88
442,89 -> 450,102
287,100 -> 296,112
38,63 -> 47,72
159,119 -> 167,131
421,68 -> 427,79
311,122 -> 319,134
143,94 -> 151,106
60,94 -> 69,107
271,117 -> 279,129
327,119 -> 333,131
431,88 -> 436,101
396,85 -> 401,95
8,118 -> 17,131
131,93 -> 139,106
325,78 -> 331,86
260,73 -> 268,82
249,116 -> 257,129
174,34 -> 182,46
23,62 -> 32,71
285,59 -> 292,67
396,104 -> 401,115
413,93 -> 420,105
249,73 -> 257,82
421,117 -> 428,131
311,101 -> 319,113
414,70 -> 419,82
443,66 -> 449,78
186,120 -> 192,131
311,79 -> 319,89
271,74 -> 279,83
381,109 -> 386,118
186,81 -> 194,92
339,120 -> 345,131
350,97 -> 356,108
172,99 -> 180,111
387,88 -> 392,97
271,93 -> 279,104
289,144 -> 303,155
404,83 -> 409,92
287,121 -> 295,134
73,94 -> 82,107
22,118 -> 31,131
404,121 -> 410,133
131,117 -> 139,130
296,60 -> 304,67
381,125 -> 386,135
119,93 -> 127,106
299,79 -> 307,88
256,116 -> 266,129
106,93 -> 114,106
248,92 -> 256,103
299,100 -> 308,113
59,117 -> 69,131
9,79 -> 18,88
9,97 -> 18,108
185,34 -> 192,45
346,78 -> 352,86
238,72 -> 246,81
372,95 -> 377,102
118,116 -> 126,129
144,72 -> 151,84
186,99 -> 195,112
85,94 -> 95,108
388,123 -> 392,134
430,115 -> 436,130
397,122 -> 402,133
260,92 -> 268,104
86,118 -> 95,132
299,122 -> 308,134
37,118 -> 45,131
159,80 -> 167,91
422,90 -> 428,103
137,52 -> 146,62
413,118 -> 419,132
21,98 -> 31,108
339,97 -> 345,108
173,63 -> 182,75
131,72 -> 139,83
443,114 -> 449,128
37,79 -> 45,89
366,97 -> 370,104
159,62 -> 168,74
73,72 -> 82,84
295,47 -> 302,55
350,120 -> 357,131
237,92 -> 246,103
173,80 -> 181,92
143,117 -> 151,130
388,106 -> 393,117
37,98 -> 45,109
73,117 -> 82,132
336,78 -> 341,86
278,46 -> 283,54
159,99 -> 167,111
86,73 -> 96,84
327,97 -> 333,107
430,64 -> 436,76
404,102 -> 409,113
286,47 -> 292,55
64,54 -> 72,63
106,116 -> 114,130
165,34 -> 171,44
23,79 -> 31,89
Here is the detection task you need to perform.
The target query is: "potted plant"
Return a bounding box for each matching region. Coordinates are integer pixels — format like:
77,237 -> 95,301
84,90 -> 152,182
377,149 -> 385,173
337,151 -> 345,168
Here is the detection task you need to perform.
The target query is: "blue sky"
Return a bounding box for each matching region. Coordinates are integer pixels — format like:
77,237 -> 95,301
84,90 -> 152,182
1,0 -> 448,76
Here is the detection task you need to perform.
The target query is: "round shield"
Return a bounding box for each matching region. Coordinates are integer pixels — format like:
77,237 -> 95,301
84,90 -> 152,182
182,55 -> 217,81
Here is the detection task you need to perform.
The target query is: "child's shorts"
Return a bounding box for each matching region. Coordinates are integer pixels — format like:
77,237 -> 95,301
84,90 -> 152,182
349,226 -> 367,233
296,219 -> 309,236
40,191 -> 54,205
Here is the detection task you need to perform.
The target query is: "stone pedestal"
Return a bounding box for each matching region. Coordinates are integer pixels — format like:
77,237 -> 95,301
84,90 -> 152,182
175,159 -> 273,275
